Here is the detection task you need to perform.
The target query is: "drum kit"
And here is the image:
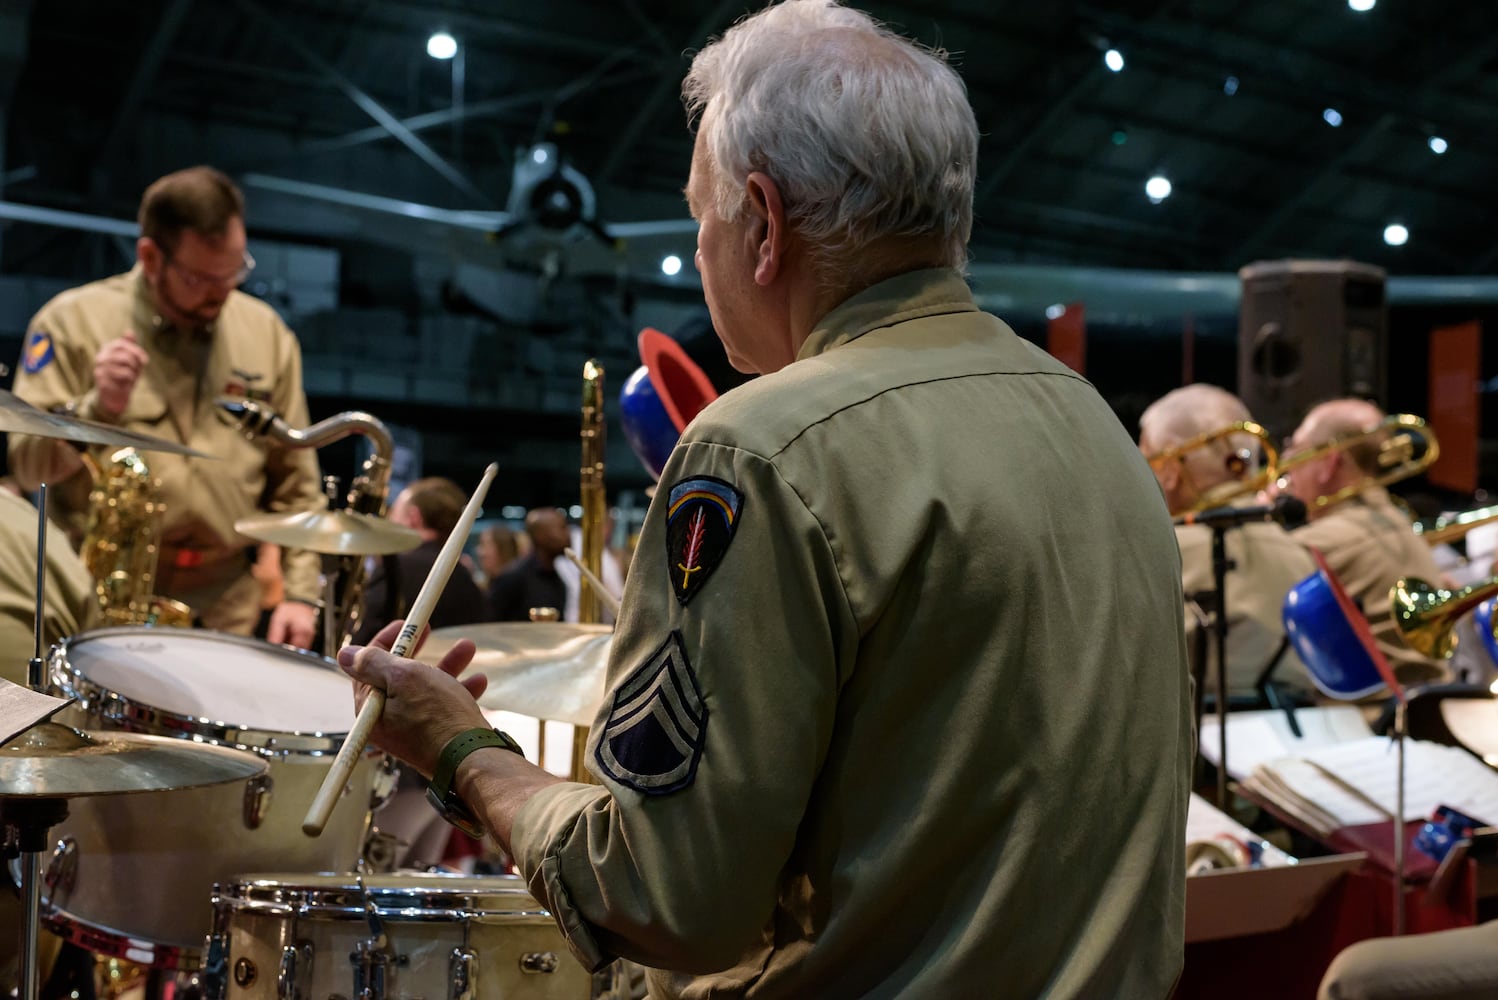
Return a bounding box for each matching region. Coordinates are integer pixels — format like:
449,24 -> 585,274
0,390 -> 607,999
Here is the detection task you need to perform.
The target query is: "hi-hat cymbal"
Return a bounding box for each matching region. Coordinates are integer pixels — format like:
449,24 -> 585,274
419,623 -> 613,728
0,722 -> 268,798
235,509 -> 423,555
0,388 -> 214,458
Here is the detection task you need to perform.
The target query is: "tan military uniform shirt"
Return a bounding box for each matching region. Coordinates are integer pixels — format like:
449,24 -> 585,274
511,270 -> 1192,999
1177,503 -> 1318,699
8,267 -> 324,633
1294,487 -> 1450,687
0,490 -> 96,685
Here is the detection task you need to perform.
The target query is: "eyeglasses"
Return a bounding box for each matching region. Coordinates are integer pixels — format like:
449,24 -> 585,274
163,250 -> 256,290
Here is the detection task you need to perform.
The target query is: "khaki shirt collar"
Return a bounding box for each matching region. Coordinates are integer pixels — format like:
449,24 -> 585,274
795,267 -> 977,362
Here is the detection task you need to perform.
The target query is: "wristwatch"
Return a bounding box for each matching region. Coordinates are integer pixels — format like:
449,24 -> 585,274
426,727 -> 524,838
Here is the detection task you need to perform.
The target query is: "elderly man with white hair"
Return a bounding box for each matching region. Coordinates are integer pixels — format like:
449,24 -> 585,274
339,2 -> 1191,996
1139,383 -> 1318,701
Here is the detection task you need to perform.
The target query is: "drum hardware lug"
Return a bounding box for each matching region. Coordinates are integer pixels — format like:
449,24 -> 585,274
277,941 -> 311,1000
242,774 -> 274,830
448,947 -> 476,999
519,951 -> 560,975
350,936 -> 405,999
45,836 -> 78,905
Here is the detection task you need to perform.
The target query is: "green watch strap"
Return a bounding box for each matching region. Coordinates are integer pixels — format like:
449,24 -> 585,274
430,727 -> 523,802
426,727 -> 523,838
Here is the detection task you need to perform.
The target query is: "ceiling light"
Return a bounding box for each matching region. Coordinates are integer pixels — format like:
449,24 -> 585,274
1045,304 -> 1066,320
1223,76 -> 1239,96
661,254 -> 683,277
1104,49 -> 1125,73
1145,175 -> 1172,203
1323,108 -> 1343,128
1428,136 -> 1448,155
426,32 -> 457,60
1348,0 -> 1375,10
1383,223 -> 1408,246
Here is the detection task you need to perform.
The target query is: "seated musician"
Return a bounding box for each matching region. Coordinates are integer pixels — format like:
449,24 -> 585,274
1279,398 -> 1450,689
1140,384 -> 1317,701
337,1 -> 1192,995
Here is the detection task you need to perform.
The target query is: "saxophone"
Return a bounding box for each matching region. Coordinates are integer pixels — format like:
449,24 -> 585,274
220,399 -> 394,655
80,447 -> 193,627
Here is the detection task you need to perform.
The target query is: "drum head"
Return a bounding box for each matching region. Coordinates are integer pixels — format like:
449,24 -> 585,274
52,628 -> 356,736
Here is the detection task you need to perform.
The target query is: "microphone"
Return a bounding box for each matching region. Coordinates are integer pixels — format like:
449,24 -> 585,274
1175,494 -> 1307,530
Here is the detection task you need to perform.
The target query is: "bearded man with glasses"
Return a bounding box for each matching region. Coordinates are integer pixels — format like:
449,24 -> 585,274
8,165 -> 325,649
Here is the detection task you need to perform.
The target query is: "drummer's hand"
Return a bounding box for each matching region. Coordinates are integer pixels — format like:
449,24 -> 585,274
338,619 -> 487,777
93,331 -> 150,419
267,599 -> 317,649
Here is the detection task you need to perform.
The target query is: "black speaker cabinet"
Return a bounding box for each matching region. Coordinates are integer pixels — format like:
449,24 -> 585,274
1237,259 -> 1388,444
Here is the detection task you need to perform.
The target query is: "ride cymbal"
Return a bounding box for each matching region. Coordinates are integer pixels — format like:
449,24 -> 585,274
418,623 -> 613,728
235,509 -> 423,555
0,722 -> 267,798
0,389 -> 214,459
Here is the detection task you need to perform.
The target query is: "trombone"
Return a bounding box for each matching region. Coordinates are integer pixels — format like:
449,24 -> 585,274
1274,414 -> 1439,514
1143,420 -> 1279,513
1391,575 -> 1498,660
1414,503 -> 1498,547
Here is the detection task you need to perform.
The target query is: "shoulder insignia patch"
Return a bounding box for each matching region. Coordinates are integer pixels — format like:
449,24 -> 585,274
595,631 -> 707,795
21,330 -> 54,375
665,475 -> 743,605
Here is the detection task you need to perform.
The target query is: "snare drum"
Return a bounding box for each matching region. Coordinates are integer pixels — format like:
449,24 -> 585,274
208,872 -> 590,999
41,627 -> 386,969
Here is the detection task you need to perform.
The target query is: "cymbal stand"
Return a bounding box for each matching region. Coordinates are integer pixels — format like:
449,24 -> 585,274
2,796 -> 69,1000
7,482 -> 58,1000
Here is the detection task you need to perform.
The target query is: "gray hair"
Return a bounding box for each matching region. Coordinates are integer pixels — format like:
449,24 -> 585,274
683,0 -> 978,272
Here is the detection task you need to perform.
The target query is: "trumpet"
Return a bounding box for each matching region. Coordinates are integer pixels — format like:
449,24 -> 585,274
1144,420 -> 1278,513
1391,575 -> 1498,660
1275,414 -> 1439,513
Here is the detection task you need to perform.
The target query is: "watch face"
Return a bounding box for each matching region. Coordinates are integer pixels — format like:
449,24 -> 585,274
426,785 -> 486,839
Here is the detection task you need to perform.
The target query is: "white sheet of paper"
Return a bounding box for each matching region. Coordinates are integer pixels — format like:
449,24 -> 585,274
1199,706 -> 1375,781
1295,737 -> 1498,825
0,680 -> 71,746
1185,793 -> 1294,867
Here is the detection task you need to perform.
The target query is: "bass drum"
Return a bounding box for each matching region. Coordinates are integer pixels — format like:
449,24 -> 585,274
41,627 -> 391,969
207,871 -> 592,999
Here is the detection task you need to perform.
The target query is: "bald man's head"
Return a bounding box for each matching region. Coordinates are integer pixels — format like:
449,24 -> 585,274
525,508 -> 570,559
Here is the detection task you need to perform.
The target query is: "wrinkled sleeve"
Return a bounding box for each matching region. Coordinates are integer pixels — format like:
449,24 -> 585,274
9,307 -> 99,491
261,319 -> 325,603
510,438 -> 854,973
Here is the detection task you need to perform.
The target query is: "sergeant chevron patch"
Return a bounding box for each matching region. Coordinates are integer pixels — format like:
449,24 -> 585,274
595,632 -> 707,795
665,475 -> 743,605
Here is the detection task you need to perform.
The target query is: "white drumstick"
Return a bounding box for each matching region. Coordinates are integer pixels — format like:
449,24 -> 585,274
563,547 -> 622,619
303,462 -> 499,837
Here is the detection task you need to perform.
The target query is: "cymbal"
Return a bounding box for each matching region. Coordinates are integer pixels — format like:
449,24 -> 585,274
0,722 -> 268,798
235,508 -> 423,555
0,388 -> 214,458
420,623 -> 613,727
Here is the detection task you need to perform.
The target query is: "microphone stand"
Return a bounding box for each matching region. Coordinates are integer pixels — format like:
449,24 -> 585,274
1209,524 -> 1234,810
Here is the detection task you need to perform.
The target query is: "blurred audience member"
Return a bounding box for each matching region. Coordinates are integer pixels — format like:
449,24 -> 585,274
488,508 -> 570,621
353,477 -> 487,645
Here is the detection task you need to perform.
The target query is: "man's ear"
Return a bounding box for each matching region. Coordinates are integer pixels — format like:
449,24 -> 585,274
137,236 -> 162,278
744,171 -> 786,287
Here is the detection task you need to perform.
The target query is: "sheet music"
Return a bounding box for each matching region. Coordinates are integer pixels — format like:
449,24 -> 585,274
1296,737 -> 1498,825
0,680 -> 71,745
1199,707 -> 1374,781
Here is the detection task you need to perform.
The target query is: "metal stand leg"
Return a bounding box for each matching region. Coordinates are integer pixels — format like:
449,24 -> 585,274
3,797 -> 69,1000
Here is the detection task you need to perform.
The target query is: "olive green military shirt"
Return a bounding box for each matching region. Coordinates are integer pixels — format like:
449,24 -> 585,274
511,269 -> 1192,999
1294,487 -> 1450,688
8,267 -> 324,632
1177,505 -> 1318,699
0,490 -> 96,685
